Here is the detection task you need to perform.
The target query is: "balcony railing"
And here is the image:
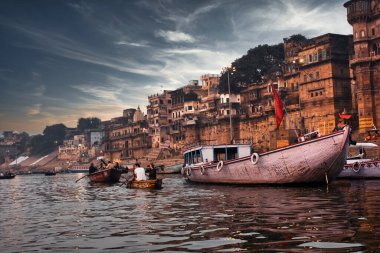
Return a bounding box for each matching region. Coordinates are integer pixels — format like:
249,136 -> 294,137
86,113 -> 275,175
350,53 -> 380,65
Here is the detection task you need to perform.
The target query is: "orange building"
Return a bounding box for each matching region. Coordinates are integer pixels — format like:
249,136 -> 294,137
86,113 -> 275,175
344,0 -> 380,133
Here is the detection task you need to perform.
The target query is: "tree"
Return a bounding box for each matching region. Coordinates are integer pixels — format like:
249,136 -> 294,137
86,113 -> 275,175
30,134 -> 49,155
30,124 -> 67,155
218,42 -> 285,93
77,117 -> 101,132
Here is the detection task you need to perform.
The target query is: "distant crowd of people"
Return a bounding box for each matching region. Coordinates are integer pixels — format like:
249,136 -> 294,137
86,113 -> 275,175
88,160 -> 156,181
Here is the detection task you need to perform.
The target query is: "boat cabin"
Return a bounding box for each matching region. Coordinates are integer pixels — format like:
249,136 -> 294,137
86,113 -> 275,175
183,144 -> 251,165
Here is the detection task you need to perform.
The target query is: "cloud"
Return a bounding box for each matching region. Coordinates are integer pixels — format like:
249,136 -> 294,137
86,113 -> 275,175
26,103 -> 42,116
32,84 -> 46,97
71,84 -> 121,101
115,40 -> 150,47
155,30 -> 196,43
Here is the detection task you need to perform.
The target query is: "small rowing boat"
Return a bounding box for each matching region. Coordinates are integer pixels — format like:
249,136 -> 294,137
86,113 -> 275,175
88,168 -> 122,183
127,178 -> 162,189
0,172 -> 16,179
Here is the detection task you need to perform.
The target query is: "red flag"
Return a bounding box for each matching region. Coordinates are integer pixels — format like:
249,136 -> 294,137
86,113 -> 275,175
270,82 -> 284,129
338,113 -> 351,119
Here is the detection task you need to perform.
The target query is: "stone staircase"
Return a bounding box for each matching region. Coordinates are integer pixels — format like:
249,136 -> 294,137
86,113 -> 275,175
145,148 -> 162,161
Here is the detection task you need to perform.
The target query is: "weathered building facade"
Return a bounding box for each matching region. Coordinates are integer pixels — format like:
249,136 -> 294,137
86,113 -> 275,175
344,0 -> 380,133
283,33 -> 353,136
103,107 -> 151,163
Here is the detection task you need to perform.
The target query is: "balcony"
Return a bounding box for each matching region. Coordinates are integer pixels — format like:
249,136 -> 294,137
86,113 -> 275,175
350,53 -> 380,65
109,133 -> 131,141
183,119 -> 197,126
264,105 -> 274,112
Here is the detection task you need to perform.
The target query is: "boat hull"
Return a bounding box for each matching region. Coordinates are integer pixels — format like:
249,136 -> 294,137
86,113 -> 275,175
0,174 -> 15,179
127,179 -> 162,189
88,169 -> 122,183
183,127 -> 350,184
157,164 -> 182,174
68,165 -> 89,173
338,160 -> 380,179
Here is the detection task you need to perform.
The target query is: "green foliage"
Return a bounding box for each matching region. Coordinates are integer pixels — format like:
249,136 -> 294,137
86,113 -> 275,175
77,117 -> 101,132
218,43 -> 285,93
286,34 -> 307,44
30,124 -> 67,155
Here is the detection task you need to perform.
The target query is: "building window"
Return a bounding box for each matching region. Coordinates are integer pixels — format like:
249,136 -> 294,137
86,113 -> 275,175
188,105 -> 193,111
309,73 -> 314,81
314,52 -> 318,62
303,55 -> 307,65
361,30 -> 365,37
322,49 -> 327,60
372,28 -> 376,36
311,93 -> 314,97
309,54 -> 313,63
295,82 -> 299,91
316,71 -> 320,79
226,98 -> 229,103
355,32 -> 358,39
304,75 -> 307,82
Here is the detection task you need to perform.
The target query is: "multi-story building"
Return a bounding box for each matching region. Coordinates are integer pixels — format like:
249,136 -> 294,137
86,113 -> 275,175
147,91 -> 171,148
198,74 -> 220,118
103,107 -> 151,162
283,33 -> 353,135
58,135 -> 88,161
344,0 -> 380,133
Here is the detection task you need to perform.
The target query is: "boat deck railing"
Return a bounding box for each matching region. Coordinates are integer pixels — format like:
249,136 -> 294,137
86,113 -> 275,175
183,139 -> 252,152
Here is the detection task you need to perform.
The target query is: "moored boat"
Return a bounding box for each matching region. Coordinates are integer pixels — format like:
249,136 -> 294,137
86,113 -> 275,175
88,168 -> 122,183
127,178 -> 162,189
338,142 -> 380,179
182,126 -> 351,185
157,163 -> 182,174
0,172 -> 16,179
68,165 -> 89,173
44,171 -> 56,176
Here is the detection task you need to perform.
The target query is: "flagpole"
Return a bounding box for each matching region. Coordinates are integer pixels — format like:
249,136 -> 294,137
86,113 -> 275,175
228,69 -> 233,144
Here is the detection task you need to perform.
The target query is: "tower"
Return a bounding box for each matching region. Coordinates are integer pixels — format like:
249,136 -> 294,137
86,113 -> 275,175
345,0 -> 380,132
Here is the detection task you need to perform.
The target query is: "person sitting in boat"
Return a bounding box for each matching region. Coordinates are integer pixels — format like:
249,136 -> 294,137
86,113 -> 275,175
106,160 -> 114,170
89,163 -> 98,174
133,163 -> 147,181
146,163 -> 157,180
98,162 -> 105,171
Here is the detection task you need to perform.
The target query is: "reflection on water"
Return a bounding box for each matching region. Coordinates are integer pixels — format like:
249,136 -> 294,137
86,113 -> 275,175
0,174 -> 380,252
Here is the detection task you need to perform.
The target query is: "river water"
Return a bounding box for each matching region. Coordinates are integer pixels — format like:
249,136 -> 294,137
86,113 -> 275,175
0,174 -> 379,252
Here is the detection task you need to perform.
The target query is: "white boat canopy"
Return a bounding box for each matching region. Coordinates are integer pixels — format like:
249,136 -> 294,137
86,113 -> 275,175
350,142 -> 378,149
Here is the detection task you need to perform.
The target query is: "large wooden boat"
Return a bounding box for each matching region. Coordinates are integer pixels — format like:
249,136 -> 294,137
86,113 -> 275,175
338,143 -> 380,179
181,126 -> 351,185
88,168 -> 122,183
127,178 -> 162,189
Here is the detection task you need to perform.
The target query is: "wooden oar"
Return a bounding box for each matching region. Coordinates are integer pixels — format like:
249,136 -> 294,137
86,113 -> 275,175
75,174 -> 89,183
120,174 -> 134,186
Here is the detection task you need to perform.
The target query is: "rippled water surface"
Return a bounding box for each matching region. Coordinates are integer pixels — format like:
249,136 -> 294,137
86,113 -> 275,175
1,174 -> 380,252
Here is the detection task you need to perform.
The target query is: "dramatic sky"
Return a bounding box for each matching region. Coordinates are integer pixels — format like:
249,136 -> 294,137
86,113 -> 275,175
0,0 -> 352,134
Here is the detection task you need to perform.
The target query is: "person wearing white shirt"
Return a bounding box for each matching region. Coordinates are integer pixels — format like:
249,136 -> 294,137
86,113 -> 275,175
134,163 -> 147,181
